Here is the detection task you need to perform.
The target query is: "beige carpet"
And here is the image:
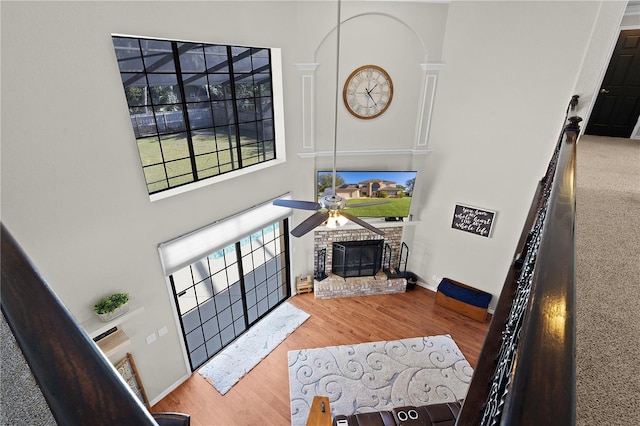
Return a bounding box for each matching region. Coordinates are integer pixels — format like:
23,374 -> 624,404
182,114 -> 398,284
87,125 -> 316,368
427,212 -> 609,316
575,135 -> 640,425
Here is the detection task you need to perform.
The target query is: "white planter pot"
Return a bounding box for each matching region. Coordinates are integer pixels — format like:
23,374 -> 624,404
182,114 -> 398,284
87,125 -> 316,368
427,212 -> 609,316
96,302 -> 130,323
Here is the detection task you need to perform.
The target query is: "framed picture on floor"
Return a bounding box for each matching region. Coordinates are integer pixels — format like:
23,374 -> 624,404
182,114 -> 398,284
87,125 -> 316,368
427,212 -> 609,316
114,352 -> 149,408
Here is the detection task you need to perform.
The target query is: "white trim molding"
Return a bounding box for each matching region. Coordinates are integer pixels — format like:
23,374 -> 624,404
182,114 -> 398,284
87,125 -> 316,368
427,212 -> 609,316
297,149 -> 432,159
415,63 -> 445,148
296,63 -> 320,150
295,63 -> 320,71
421,63 -> 446,71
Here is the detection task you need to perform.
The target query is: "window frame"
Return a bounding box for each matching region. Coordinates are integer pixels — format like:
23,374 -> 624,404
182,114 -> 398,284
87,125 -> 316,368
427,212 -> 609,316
111,34 -> 287,202
169,220 -> 291,371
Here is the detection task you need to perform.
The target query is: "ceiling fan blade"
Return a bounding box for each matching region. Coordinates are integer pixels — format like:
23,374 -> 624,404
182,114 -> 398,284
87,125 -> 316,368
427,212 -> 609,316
273,199 -> 321,211
291,211 -> 329,237
345,200 -> 390,208
340,211 -> 385,236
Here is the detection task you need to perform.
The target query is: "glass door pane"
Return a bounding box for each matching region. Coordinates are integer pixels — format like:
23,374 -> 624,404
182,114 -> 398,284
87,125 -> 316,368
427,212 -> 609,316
170,220 -> 290,371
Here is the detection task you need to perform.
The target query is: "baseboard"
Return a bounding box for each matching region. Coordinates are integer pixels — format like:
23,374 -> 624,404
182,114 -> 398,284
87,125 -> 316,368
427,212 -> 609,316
149,372 -> 192,407
416,281 -> 438,292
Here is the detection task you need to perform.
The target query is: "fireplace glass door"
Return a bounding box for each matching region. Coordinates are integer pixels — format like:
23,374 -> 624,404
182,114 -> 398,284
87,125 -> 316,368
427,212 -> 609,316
332,239 -> 384,278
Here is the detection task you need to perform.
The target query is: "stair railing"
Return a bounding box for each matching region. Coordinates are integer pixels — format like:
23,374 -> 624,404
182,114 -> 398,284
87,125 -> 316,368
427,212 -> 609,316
1,224 -> 158,425
457,96 -> 581,425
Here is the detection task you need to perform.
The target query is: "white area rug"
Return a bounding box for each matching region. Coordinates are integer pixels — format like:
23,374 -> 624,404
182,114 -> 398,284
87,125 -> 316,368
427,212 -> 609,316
199,301 -> 309,395
287,335 -> 473,426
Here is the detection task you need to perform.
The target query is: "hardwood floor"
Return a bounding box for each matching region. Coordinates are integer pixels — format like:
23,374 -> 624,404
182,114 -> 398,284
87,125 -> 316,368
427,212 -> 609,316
151,286 -> 490,425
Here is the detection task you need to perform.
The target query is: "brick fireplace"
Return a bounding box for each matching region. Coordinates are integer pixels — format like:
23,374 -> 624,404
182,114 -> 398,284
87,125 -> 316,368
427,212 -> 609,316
313,225 -> 406,299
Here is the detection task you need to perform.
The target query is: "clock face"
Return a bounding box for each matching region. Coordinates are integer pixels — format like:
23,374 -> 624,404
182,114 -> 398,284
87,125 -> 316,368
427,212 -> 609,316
343,65 -> 393,119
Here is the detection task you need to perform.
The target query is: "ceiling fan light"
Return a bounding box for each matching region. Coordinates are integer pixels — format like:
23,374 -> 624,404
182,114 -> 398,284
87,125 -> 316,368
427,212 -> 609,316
326,215 -> 338,228
336,214 -> 349,226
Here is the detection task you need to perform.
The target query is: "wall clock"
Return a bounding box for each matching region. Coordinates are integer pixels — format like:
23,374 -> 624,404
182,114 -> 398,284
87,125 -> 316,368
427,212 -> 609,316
343,65 -> 393,119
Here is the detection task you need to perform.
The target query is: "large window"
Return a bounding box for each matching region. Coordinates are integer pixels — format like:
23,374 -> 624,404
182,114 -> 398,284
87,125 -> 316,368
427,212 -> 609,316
170,221 -> 290,370
112,36 -> 276,195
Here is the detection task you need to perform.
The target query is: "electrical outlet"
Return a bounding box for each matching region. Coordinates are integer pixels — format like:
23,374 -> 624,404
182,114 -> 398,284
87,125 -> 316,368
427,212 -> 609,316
158,326 -> 168,337
146,333 -> 157,344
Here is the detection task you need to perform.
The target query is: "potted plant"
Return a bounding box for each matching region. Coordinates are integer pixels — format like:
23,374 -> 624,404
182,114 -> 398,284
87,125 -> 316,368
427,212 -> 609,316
94,292 -> 130,322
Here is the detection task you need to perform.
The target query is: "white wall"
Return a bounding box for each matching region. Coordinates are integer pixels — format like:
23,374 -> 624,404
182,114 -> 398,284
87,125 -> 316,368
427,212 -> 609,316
0,0 -> 625,403
0,0 -> 301,403
409,0 -> 626,308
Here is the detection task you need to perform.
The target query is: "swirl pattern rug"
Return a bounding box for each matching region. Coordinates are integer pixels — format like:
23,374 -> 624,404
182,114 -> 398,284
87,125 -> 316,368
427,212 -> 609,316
287,335 -> 473,425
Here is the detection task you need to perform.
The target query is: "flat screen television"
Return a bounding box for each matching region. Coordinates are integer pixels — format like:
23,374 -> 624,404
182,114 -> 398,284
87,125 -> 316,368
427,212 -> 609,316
316,170 -> 417,219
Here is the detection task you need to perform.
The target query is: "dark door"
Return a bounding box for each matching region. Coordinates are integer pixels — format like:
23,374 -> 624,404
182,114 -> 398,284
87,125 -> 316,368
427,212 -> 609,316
586,29 -> 640,138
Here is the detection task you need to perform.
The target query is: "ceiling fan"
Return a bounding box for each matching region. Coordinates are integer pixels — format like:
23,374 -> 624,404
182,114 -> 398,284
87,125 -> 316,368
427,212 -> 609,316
273,0 -> 388,238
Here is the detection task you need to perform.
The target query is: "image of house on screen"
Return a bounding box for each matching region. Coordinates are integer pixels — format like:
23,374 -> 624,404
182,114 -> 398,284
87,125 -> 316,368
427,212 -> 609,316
326,179 -> 405,199
318,171 -> 416,200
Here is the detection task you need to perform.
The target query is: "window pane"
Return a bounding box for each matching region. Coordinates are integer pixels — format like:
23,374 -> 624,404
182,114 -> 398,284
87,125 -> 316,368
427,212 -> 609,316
235,74 -> 254,99
182,310 -> 200,335
122,74 -> 150,107
202,317 -> 220,339
113,37 -> 144,72
263,140 -> 275,161
190,345 -> 207,369
141,39 -> 175,72
183,74 -> 210,102
192,129 -> 216,155
154,107 -> 185,133
211,101 -> 233,125
252,49 -> 269,70
195,154 -> 219,179
205,337 -> 222,356
178,288 -> 197,313
200,299 -> 216,323
147,180 -> 168,193
226,267 -> 240,287
160,133 -> 190,161
187,103 -> 213,130
231,46 -> 252,72
212,269 -> 228,295
208,73 -> 232,100
204,45 -> 229,73
178,43 -> 206,73
239,122 -> 258,142
169,173 -> 194,187
194,278 -> 213,302
259,98 -> 273,119
137,136 -> 162,166
185,327 -> 204,350
165,158 -> 192,179
143,164 -> 167,188
172,266 -> 194,294
147,74 -> 182,105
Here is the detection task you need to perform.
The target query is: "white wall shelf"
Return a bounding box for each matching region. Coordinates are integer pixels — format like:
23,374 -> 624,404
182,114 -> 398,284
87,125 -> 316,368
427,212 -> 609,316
96,328 -> 130,357
318,219 -> 421,232
81,299 -> 144,339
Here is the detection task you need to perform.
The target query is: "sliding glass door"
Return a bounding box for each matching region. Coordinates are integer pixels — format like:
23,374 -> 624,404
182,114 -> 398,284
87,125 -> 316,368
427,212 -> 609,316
170,220 -> 290,370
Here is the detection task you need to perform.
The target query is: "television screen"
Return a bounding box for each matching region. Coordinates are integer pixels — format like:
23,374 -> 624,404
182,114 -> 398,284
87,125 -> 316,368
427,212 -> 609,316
316,170 -> 417,218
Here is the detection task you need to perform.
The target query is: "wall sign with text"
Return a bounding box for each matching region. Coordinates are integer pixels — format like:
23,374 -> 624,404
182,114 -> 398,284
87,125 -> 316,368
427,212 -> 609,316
451,204 -> 496,237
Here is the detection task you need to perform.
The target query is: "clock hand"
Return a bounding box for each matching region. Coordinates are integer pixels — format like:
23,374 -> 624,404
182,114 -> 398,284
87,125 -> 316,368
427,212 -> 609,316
364,87 -> 377,105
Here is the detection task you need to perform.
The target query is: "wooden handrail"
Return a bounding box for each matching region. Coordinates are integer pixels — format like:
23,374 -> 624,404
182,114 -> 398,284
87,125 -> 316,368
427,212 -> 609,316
458,98 -> 579,425
1,224 -> 158,425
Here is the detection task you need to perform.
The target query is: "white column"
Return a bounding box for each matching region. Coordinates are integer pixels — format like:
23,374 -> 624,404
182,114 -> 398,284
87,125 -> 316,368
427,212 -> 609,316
415,63 -> 445,149
296,63 -> 320,150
